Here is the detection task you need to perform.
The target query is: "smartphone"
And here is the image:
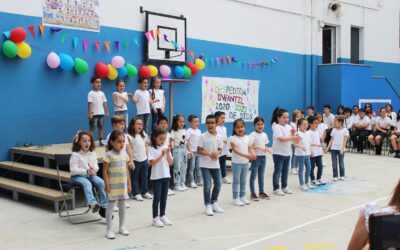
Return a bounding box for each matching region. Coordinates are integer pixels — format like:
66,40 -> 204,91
369,213 -> 400,250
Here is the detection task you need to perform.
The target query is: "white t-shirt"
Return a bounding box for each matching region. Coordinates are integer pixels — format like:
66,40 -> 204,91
388,111 -> 397,123
344,116 -> 353,129
272,123 -> 292,156
249,131 -> 269,156
309,130 -> 323,157
88,90 -> 107,115
354,115 -> 371,130
129,133 -> 148,162
351,113 -> 359,121
229,135 -> 252,164
216,125 -> 229,156
295,131 -> 311,156
150,89 -> 165,109
162,132 -> 170,149
113,91 -> 128,112
170,129 -> 186,147
317,123 -> 328,140
134,89 -> 150,115
323,113 -> 335,127
106,133 -> 130,152
290,121 -> 297,131
375,116 -> 391,128
69,150 -> 99,176
198,131 -> 223,169
148,146 -> 172,180
330,128 -> 349,151
186,128 -> 201,152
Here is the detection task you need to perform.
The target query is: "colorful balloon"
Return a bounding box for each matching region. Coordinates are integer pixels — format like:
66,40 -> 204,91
46,52 -> 60,68
74,57 -> 88,74
2,40 -> 17,58
59,53 -> 74,71
139,65 -> 151,78
173,65 -> 184,79
107,64 -> 118,80
159,65 -> 171,78
187,62 -> 198,76
117,66 -> 127,78
125,64 -> 137,77
95,62 -> 109,78
16,42 -> 32,59
148,65 -> 158,77
195,58 -> 205,70
182,65 -> 192,78
111,56 -> 125,68
10,27 -> 27,43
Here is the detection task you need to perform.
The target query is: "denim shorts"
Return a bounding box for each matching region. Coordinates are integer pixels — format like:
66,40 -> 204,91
89,115 -> 104,129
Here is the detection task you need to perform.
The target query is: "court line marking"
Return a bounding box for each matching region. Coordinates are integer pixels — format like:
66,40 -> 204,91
228,196 -> 390,250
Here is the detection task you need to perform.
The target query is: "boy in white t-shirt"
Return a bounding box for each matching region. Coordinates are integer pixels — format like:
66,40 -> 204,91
186,115 -> 203,188
215,111 -> 231,184
88,76 -> 109,146
197,114 -> 224,216
322,104 -> 335,145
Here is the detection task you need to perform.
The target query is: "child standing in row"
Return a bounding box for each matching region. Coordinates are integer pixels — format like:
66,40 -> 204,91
157,116 -> 175,196
103,130 -> 131,239
149,77 -> 166,130
197,114 -> 224,216
249,116 -> 271,201
88,76 -> 109,146
149,127 -> 174,227
308,116 -> 324,185
271,107 -> 299,196
186,114 -> 203,188
170,114 -> 188,191
215,111 -> 231,184
290,110 -> 302,175
112,79 -> 129,129
325,115 -> 349,181
230,119 -> 256,206
294,118 -> 314,190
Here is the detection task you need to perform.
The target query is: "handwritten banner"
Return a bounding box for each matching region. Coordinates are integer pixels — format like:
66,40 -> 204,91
202,77 -> 259,123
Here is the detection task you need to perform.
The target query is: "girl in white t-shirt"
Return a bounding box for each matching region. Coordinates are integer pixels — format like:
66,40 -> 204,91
249,116 -> 271,201
113,79 -> 129,129
290,110 -> 302,174
149,77 -> 166,130
148,127 -> 174,227
127,117 -> 152,201
325,115 -> 349,181
271,107 -> 299,196
170,114 -> 188,191
307,116 -> 324,185
294,118 -> 314,190
229,119 -> 256,206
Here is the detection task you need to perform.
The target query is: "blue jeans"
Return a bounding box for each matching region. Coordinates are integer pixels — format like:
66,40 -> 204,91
218,155 -> 227,178
297,155 -> 311,185
71,175 -> 107,207
272,154 -> 290,191
290,145 -> 298,169
232,162 -> 249,199
310,156 -> 323,181
200,167 -> 222,205
151,108 -> 164,131
131,160 -> 149,196
152,178 -> 169,218
249,155 -> 266,194
137,113 -> 150,133
331,150 -> 345,178
187,154 -> 202,183
114,110 -> 128,129
173,146 -> 187,186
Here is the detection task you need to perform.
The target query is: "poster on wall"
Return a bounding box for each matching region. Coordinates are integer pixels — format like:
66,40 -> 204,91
202,77 -> 259,123
42,0 -> 100,32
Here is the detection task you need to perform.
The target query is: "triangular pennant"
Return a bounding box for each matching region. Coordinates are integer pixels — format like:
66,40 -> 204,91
114,41 -> 119,51
232,57 -> 237,63
122,40 -> 128,49
3,31 -> 10,39
134,37 -> 140,46
189,50 -> 194,60
60,32 -> 67,44
39,24 -> 44,35
83,40 -> 90,52
104,41 -> 110,52
226,56 -> 231,64
95,41 -> 100,51
51,27 -> 62,32
156,29 -> 160,38
221,57 -> 226,64
215,57 -> 220,64
149,30 -> 155,40
73,37 -> 79,49
27,25 -> 36,39
163,34 -> 169,42
145,32 -> 150,42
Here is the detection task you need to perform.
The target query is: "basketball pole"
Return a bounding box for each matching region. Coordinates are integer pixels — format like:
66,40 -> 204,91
161,78 -> 189,125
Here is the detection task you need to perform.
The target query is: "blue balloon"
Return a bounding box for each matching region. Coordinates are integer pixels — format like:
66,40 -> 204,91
174,65 -> 184,78
59,53 -> 74,71
117,66 -> 127,78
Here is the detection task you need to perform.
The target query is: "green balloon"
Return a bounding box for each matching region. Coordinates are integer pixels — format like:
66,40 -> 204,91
74,58 -> 88,74
2,40 -> 17,58
126,63 -> 137,77
183,65 -> 191,78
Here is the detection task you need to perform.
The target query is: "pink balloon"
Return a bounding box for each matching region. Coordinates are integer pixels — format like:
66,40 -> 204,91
46,52 -> 60,69
159,65 -> 171,78
111,56 -> 125,69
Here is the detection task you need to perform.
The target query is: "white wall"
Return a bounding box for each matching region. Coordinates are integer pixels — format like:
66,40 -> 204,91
1,0 -> 399,62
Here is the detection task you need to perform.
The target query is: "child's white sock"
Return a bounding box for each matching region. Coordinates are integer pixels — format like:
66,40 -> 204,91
118,200 -> 126,228
106,202 -> 114,231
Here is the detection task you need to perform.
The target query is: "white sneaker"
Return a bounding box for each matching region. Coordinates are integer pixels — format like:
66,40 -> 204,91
290,168 -> 298,175
142,193 -> 153,199
339,177 -> 345,181
212,203 -> 224,213
181,184 -> 189,191
125,202 -> 131,208
205,205 -> 214,216
152,216 -> 164,227
190,181 -> 198,188
160,215 -> 173,226
300,185 -> 309,191
317,179 -> 324,184
118,227 -> 130,236
134,194 -> 144,201
105,230 -> 116,239
222,177 -> 231,184
273,189 -> 285,196
306,183 -> 315,189
196,181 -> 204,186
333,177 -> 338,182
240,197 -> 250,205
168,189 -> 175,196
282,187 -> 293,194
311,180 -> 320,186
232,198 -> 244,206
174,185 -> 184,192
113,206 -> 119,212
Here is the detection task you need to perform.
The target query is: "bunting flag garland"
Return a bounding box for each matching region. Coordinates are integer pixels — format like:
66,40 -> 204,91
39,24 -> 44,35
114,41 -> 119,51
3,31 -> 10,39
83,39 -> 89,52
73,37 -> 79,49
95,41 -> 101,51
221,57 -> 226,64
51,27 -> 62,32
27,25 -> 35,39
144,32 -> 150,42
163,34 -> 169,42
226,56 -> 231,64
60,32 -> 67,44
104,41 -> 110,52
122,40 -> 128,49
134,37 -> 140,46
156,29 -> 160,38
149,30 -> 155,40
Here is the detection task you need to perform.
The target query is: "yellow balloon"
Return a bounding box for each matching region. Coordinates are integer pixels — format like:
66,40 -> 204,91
148,65 -> 158,77
16,42 -> 32,59
107,64 -> 118,80
195,58 -> 205,70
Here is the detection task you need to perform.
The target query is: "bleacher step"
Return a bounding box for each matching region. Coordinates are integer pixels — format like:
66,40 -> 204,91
0,161 -> 70,182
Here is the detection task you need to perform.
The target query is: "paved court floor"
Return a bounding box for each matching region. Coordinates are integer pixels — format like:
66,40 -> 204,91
1,152 -> 399,250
